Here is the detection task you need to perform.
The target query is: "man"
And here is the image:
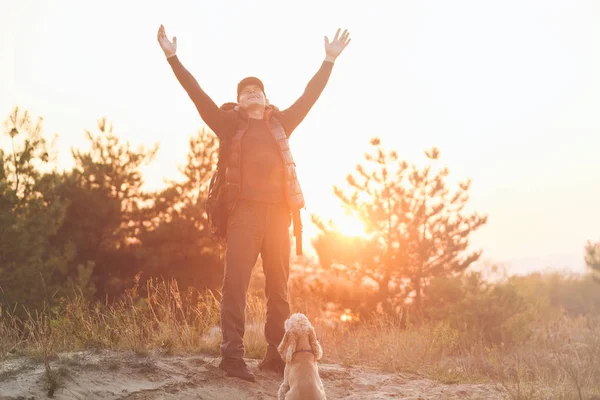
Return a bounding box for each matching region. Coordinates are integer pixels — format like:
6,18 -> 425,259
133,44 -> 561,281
157,24 -> 350,382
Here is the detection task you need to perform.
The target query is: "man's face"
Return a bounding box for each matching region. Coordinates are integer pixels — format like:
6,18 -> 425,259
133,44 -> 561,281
238,84 -> 267,110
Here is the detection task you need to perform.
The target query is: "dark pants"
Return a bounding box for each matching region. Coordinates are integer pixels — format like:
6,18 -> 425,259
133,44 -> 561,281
219,199 -> 291,361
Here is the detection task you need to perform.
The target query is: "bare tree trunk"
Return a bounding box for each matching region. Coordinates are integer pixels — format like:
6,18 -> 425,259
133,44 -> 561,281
414,267 -> 422,319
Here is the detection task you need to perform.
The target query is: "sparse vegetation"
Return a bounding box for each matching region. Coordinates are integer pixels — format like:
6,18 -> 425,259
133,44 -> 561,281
1,272 -> 599,398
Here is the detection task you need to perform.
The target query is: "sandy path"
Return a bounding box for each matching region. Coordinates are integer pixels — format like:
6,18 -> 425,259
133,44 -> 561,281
0,350 -> 506,399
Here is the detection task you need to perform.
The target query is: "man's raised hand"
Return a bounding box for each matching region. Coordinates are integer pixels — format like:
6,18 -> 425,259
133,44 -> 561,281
157,24 -> 177,58
324,28 -> 351,62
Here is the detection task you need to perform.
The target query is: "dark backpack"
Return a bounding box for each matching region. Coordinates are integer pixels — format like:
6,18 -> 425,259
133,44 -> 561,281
206,138 -> 229,240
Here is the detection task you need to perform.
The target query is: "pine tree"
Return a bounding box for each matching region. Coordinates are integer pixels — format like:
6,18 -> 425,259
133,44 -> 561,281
0,107 -> 75,314
54,117 -> 158,300
313,138 -> 487,316
138,127 -> 223,293
584,241 -> 600,283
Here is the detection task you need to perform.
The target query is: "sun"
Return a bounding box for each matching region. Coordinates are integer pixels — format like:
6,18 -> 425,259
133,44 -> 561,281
302,192 -> 369,240
331,213 -> 367,238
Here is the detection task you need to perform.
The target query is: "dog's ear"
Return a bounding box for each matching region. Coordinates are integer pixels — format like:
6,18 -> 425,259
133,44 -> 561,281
308,327 -> 323,360
278,330 -> 296,363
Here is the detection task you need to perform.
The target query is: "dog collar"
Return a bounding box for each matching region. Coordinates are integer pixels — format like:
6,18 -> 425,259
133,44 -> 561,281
293,349 -> 314,355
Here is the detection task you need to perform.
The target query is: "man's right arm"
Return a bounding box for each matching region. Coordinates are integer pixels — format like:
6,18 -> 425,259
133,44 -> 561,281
166,55 -> 228,137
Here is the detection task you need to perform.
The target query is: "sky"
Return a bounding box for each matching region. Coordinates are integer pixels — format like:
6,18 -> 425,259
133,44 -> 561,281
1,0 -> 599,275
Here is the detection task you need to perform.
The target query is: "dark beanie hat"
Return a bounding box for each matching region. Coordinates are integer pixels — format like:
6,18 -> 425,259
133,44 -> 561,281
237,77 -> 265,99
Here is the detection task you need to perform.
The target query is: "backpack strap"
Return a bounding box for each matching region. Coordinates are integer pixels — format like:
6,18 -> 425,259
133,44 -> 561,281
292,208 -> 303,256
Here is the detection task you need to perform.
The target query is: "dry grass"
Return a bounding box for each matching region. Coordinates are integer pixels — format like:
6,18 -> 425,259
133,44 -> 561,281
316,312 -> 600,399
1,277 -> 599,399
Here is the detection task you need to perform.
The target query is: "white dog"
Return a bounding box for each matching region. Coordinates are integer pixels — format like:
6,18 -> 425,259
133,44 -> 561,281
277,313 -> 326,400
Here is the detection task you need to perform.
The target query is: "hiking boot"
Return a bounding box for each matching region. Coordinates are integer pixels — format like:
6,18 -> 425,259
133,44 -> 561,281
218,358 -> 256,382
258,356 -> 286,375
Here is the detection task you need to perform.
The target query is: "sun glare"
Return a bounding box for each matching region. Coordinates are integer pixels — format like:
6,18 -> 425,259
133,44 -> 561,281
332,214 -> 367,238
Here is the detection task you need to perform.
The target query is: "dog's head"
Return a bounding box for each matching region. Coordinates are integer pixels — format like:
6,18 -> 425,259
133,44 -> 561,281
278,313 -> 323,363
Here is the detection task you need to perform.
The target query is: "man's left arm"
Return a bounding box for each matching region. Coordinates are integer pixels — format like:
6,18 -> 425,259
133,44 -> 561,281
279,60 -> 334,136
279,29 -> 351,136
